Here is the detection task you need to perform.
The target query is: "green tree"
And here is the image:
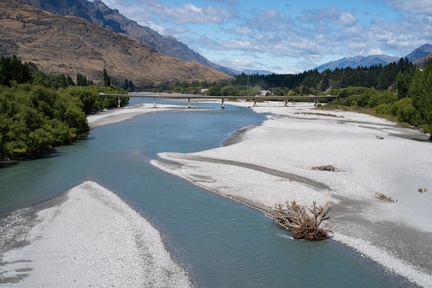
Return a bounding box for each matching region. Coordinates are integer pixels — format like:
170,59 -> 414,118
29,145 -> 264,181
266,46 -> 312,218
76,73 -> 93,86
0,84 -> 90,159
396,72 -> 414,99
410,60 -> 432,138
103,68 -> 111,87
0,55 -> 33,86
220,85 -> 237,96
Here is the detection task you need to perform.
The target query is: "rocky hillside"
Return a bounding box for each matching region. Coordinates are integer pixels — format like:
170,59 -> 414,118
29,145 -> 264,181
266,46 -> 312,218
410,44 -> 432,68
414,53 -> 432,68
17,0 -> 237,75
406,43 -> 432,63
0,0 -> 232,84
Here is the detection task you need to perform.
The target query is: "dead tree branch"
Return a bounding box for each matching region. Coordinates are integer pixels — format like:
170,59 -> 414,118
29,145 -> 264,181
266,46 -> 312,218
272,201 -> 332,240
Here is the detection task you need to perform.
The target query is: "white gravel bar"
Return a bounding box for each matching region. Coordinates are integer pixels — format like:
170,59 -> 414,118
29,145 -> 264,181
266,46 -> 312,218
87,102 -> 201,128
2,99 -> 431,287
152,101 -> 432,288
0,181 -> 192,287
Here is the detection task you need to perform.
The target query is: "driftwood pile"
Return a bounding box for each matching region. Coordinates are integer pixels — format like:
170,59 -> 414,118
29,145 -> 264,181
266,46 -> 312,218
272,201 -> 332,240
312,165 -> 338,172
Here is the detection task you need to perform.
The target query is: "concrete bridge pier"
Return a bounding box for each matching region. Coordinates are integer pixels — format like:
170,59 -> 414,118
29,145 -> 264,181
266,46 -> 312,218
284,99 -> 288,107
117,97 -> 121,108
188,98 -> 191,108
153,97 -> 157,108
221,98 -> 225,109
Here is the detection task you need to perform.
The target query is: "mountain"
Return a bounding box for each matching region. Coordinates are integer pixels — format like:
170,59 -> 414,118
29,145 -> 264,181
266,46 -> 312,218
0,0 -> 232,84
17,0 -> 236,75
242,69 -> 275,75
316,55 -> 399,72
413,53 -> 432,68
406,43 -> 432,63
316,44 -> 432,72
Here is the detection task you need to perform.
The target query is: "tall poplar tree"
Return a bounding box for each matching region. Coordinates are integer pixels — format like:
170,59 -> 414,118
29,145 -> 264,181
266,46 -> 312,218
410,59 -> 432,139
103,68 -> 111,87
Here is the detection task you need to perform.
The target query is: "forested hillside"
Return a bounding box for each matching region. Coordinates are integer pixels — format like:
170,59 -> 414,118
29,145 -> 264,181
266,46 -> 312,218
0,56 -> 127,160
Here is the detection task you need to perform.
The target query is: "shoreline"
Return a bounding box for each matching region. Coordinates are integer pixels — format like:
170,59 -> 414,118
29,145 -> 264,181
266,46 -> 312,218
0,181 -> 192,287
87,102 -> 196,128
151,101 -> 432,287
2,99 -> 431,286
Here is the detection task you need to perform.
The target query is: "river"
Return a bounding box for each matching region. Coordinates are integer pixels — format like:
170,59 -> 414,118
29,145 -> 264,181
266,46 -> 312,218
0,98 -> 417,287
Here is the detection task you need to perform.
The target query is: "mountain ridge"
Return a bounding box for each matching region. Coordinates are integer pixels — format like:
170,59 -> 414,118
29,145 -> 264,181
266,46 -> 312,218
0,0 -> 232,84
406,43 -> 432,63
316,44 -> 432,72
18,0 -> 237,75
316,55 -> 399,72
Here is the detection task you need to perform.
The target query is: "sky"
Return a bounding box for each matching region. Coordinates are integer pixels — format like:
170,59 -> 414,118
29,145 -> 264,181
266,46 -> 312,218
100,0 -> 432,73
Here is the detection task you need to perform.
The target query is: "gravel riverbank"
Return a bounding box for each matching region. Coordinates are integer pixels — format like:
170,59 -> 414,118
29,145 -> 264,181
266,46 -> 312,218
0,181 -> 192,287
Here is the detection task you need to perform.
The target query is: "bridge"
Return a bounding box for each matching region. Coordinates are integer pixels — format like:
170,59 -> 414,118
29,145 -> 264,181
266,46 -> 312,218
99,92 -> 339,109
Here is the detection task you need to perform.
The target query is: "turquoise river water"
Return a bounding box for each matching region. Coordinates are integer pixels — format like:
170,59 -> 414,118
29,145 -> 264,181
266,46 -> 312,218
0,98 -> 418,287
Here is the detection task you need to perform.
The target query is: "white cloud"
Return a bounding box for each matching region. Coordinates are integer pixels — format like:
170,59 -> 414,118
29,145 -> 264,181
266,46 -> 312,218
105,0 -> 234,27
386,0 -> 432,15
138,1 -> 235,25
99,0 -> 432,71
339,12 -> 357,25
368,48 -> 383,55
218,57 -> 253,68
222,39 -> 255,50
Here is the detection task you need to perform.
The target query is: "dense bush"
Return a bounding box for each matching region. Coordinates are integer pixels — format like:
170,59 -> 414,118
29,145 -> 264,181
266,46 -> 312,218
0,56 -> 130,159
0,84 -> 89,158
62,85 -> 127,114
389,98 -> 420,124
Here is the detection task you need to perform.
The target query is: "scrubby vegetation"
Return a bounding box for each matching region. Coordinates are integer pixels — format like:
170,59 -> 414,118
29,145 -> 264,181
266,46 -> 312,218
0,55 -> 128,160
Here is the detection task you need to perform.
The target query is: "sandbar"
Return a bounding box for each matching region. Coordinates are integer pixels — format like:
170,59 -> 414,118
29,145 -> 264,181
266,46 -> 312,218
87,102 -> 194,128
0,181 -> 192,287
152,101 -> 432,287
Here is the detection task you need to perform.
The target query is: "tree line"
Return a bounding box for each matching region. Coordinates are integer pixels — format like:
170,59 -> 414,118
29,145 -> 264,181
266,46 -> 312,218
184,57 -> 431,138
148,57 -> 431,138
0,55 -> 128,160
325,59 -> 432,139
232,57 -> 414,94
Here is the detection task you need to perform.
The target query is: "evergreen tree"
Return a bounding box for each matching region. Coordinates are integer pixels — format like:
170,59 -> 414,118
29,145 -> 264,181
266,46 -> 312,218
410,59 -> 432,139
0,55 -> 33,86
103,68 -> 111,87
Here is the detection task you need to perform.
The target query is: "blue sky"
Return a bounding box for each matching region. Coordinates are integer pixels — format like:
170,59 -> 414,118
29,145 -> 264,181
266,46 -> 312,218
101,0 -> 432,73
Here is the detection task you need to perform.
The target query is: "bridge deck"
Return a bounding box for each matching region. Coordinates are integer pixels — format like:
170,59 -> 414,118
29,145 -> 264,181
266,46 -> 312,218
99,92 -> 338,108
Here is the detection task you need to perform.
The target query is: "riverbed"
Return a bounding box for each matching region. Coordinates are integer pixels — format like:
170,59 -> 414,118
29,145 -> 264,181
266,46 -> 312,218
1,98 -> 430,287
